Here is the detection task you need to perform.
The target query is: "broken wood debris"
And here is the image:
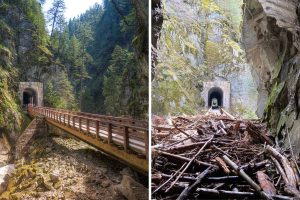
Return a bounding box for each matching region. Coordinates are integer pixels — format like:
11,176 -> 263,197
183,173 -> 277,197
152,112 -> 300,200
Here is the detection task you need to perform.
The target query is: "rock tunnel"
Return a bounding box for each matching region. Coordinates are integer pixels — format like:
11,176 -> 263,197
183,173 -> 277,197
22,88 -> 37,106
19,82 -> 43,107
208,87 -> 223,108
201,81 -> 230,109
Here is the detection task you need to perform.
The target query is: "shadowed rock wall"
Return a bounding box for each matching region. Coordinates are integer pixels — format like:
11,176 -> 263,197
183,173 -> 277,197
243,0 -> 300,150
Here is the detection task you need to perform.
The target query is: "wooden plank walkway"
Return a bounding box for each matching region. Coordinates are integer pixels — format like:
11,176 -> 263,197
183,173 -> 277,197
28,106 -> 148,173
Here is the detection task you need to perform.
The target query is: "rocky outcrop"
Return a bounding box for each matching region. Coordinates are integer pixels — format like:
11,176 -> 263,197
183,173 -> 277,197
0,164 -> 15,194
114,175 -> 148,200
152,0 -> 257,116
243,0 -> 300,149
151,0 -> 163,74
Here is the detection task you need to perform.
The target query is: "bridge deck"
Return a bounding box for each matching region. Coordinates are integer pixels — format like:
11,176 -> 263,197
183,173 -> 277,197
28,106 -> 148,173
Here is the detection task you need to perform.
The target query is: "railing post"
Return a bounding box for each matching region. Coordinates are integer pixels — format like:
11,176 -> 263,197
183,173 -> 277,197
73,116 -> 75,128
79,117 -> 82,132
68,115 -> 70,126
86,119 -> 90,134
108,123 -> 112,144
145,130 -> 149,159
124,126 -> 129,152
96,121 -> 99,140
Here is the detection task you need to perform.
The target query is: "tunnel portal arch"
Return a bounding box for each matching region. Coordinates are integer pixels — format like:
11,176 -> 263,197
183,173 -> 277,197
201,81 -> 230,109
19,82 -> 43,107
208,87 -> 223,107
22,88 -> 37,106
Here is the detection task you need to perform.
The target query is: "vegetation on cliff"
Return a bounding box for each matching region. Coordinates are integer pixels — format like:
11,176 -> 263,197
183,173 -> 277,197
0,0 -> 50,135
47,0 -> 148,118
152,0 -> 255,116
0,0 -> 148,141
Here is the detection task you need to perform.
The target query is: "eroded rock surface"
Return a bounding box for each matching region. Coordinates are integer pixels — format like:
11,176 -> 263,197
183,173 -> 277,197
243,0 -> 300,150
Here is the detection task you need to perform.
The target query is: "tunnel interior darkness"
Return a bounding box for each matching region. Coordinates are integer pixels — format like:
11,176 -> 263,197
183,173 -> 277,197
22,88 -> 37,106
208,87 -> 223,108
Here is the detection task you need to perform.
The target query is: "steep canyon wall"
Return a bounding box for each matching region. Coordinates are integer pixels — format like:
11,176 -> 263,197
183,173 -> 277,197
243,0 -> 300,149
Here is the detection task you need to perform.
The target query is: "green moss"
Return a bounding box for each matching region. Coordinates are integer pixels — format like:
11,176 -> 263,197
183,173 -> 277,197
0,19 -> 14,37
264,81 -> 285,113
231,102 -> 258,119
204,40 -> 222,67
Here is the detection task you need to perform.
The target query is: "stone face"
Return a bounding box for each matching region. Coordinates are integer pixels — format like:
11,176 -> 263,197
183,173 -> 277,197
152,0 -> 258,116
243,0 -> 300,149
114,175 -> 148,200
19,82 -> 43,106
0,164 -> 15,194
49,171 -> 60,184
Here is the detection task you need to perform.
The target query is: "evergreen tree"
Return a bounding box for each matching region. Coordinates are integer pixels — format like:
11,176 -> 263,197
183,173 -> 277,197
47,0 -> 65,37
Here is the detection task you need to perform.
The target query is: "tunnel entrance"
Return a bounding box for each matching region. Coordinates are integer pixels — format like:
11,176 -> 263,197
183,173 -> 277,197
22,88 -> 37,106
208,87 -> 223,108
19,82 -> 43,107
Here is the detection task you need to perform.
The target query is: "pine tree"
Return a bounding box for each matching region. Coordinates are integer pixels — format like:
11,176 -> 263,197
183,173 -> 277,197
47,0 -> 65,37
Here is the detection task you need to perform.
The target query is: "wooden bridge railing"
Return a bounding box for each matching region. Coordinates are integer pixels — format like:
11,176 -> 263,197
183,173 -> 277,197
38,106 -> 147,127
28,106 -> 148,173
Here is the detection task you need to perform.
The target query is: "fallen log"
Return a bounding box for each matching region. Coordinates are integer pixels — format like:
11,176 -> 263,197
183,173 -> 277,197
284,185 -> 300,199
154,150 -> 217,168
166,136 -> 214,192
241,160 -> 269,171
161,174 -> 240,183
152,163 -> 187,195
195,188 -> 293,200
215,156 -> 230,174
266,145 -> 297,188
177,166 -> 214,200
270,156 -> 289,185
172,121 -> 199,141
222,155 -> 273,200
246,123 -> 274,145
166,142 -> 206,152
257,171 -> 276,195
196,188 -> 256,199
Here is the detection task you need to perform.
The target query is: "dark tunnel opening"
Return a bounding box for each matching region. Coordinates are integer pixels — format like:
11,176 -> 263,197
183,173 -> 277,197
208,87 -> 223,108
22,88 -> 37,106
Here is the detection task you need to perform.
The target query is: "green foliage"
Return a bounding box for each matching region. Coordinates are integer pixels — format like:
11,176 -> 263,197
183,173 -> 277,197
0,42 -> 21,131
0,67 -> 22,131
47,0 -> 66,37
103,46 -> 147,118
0,0 -> 50,134
231,102 -> 258,119
153,0 -> 246,115
44,72 -> 76,109
49,0 -> 148,118
25,0 -> 48,45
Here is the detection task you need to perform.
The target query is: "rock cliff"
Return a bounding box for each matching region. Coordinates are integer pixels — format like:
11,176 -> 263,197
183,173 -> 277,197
243,0 -> 300,149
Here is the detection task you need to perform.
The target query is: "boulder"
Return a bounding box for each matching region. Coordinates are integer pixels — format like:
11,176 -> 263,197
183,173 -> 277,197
0,164 -> 15,194
114,175 -> 148,200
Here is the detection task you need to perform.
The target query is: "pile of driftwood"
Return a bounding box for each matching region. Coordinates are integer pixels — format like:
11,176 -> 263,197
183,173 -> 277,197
152,111 -> 300,200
